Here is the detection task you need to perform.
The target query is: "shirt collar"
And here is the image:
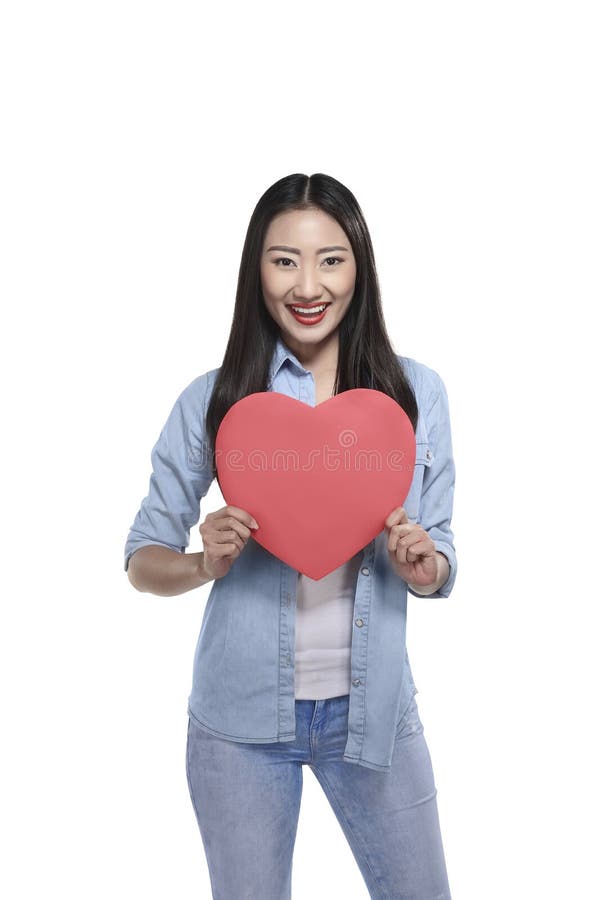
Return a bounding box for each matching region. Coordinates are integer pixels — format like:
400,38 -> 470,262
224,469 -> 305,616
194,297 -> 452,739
267,333 -> 308,387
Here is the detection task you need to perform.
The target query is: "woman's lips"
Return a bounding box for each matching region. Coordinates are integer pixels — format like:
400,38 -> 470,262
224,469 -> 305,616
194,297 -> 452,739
286,303 -> 331,325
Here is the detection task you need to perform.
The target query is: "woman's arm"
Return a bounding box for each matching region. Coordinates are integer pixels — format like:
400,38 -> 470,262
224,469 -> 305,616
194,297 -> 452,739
123,373 -> 215,595
127,546 -> 214,597
405,368 -> 457,599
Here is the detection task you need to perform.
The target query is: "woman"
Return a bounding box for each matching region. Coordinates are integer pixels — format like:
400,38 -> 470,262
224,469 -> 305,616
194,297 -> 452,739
124,173 -> 457,899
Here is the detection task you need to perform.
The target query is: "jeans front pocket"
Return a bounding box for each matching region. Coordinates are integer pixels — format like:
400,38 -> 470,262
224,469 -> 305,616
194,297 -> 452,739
394,691 -> 424,742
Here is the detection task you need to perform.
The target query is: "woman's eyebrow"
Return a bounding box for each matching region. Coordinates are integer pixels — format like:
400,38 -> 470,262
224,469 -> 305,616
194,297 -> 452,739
265,245 -> 350,254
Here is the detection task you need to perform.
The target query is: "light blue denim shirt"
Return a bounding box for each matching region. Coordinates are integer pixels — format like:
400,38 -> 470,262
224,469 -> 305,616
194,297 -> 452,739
124,335 -> 457,773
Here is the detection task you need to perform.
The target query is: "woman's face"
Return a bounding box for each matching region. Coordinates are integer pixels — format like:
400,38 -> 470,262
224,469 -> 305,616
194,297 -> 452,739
260,208 -> 357,350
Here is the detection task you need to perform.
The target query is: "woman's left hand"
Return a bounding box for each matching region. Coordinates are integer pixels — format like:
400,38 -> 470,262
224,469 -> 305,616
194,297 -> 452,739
384,506 -> 438,586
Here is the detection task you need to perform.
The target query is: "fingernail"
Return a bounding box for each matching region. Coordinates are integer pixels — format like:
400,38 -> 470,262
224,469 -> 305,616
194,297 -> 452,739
251,519 -> 259,529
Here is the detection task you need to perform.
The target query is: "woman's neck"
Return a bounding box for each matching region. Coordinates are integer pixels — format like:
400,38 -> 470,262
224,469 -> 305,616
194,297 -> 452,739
281,329 -> 339,379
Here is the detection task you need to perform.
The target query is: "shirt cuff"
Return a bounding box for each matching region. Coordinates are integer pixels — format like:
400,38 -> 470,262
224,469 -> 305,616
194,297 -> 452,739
124,541 -> 184,572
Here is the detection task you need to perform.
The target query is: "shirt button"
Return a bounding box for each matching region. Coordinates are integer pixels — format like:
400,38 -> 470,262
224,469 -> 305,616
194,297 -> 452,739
355,618 -> 364,627
361,567 -> 370,576
352,678 -> 362,686
426,448 -> 432,459
286,654 -> 291,665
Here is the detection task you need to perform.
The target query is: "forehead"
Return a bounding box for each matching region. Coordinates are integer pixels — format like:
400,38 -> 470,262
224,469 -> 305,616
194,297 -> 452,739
263,208 -> 347,247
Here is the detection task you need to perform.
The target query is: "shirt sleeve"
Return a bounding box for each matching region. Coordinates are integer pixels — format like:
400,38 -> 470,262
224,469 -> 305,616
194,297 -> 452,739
407,369 -> 458,599
123,374 -> 215,572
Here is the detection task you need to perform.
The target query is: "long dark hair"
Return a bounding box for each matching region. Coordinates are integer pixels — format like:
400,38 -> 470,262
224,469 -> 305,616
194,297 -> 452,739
205,172 -> 418,481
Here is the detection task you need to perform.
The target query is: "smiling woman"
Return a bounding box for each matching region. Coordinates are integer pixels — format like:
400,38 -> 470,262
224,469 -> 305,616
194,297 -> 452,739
202,176 -> 420,485
124,172 -> 456,900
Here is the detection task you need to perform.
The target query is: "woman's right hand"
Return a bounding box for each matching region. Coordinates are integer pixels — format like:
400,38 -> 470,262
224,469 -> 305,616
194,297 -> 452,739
198,505 -> 259,581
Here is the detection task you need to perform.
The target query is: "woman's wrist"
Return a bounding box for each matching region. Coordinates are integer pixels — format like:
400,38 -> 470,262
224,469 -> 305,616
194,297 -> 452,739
407,552 -> 449,596
196,551 -> 216,587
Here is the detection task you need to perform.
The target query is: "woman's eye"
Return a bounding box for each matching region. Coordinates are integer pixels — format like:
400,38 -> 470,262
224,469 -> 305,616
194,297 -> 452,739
274,257 -> 295,267
323,256 -> 342,266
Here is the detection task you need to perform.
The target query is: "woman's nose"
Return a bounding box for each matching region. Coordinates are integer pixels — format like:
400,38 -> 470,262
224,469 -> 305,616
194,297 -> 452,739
293,271 -> 323,300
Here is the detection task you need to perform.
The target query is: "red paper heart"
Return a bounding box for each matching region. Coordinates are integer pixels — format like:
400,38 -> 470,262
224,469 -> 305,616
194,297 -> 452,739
215,389 -> 416,579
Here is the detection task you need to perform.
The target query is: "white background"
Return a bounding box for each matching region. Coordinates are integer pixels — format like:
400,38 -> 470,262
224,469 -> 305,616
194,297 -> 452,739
2,1 -> 599,897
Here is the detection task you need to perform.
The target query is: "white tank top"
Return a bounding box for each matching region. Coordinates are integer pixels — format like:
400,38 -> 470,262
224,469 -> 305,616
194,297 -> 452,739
294,549 -> 364,699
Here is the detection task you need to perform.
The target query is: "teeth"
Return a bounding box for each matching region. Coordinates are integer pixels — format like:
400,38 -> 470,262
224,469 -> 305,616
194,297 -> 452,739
291,304 -> 327,314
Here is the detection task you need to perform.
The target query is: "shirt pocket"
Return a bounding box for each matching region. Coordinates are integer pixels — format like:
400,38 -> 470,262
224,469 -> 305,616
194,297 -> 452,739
402,438 -> 435,521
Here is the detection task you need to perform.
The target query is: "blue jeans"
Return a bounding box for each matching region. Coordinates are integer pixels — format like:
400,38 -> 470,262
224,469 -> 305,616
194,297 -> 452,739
186,692 -> 452,899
